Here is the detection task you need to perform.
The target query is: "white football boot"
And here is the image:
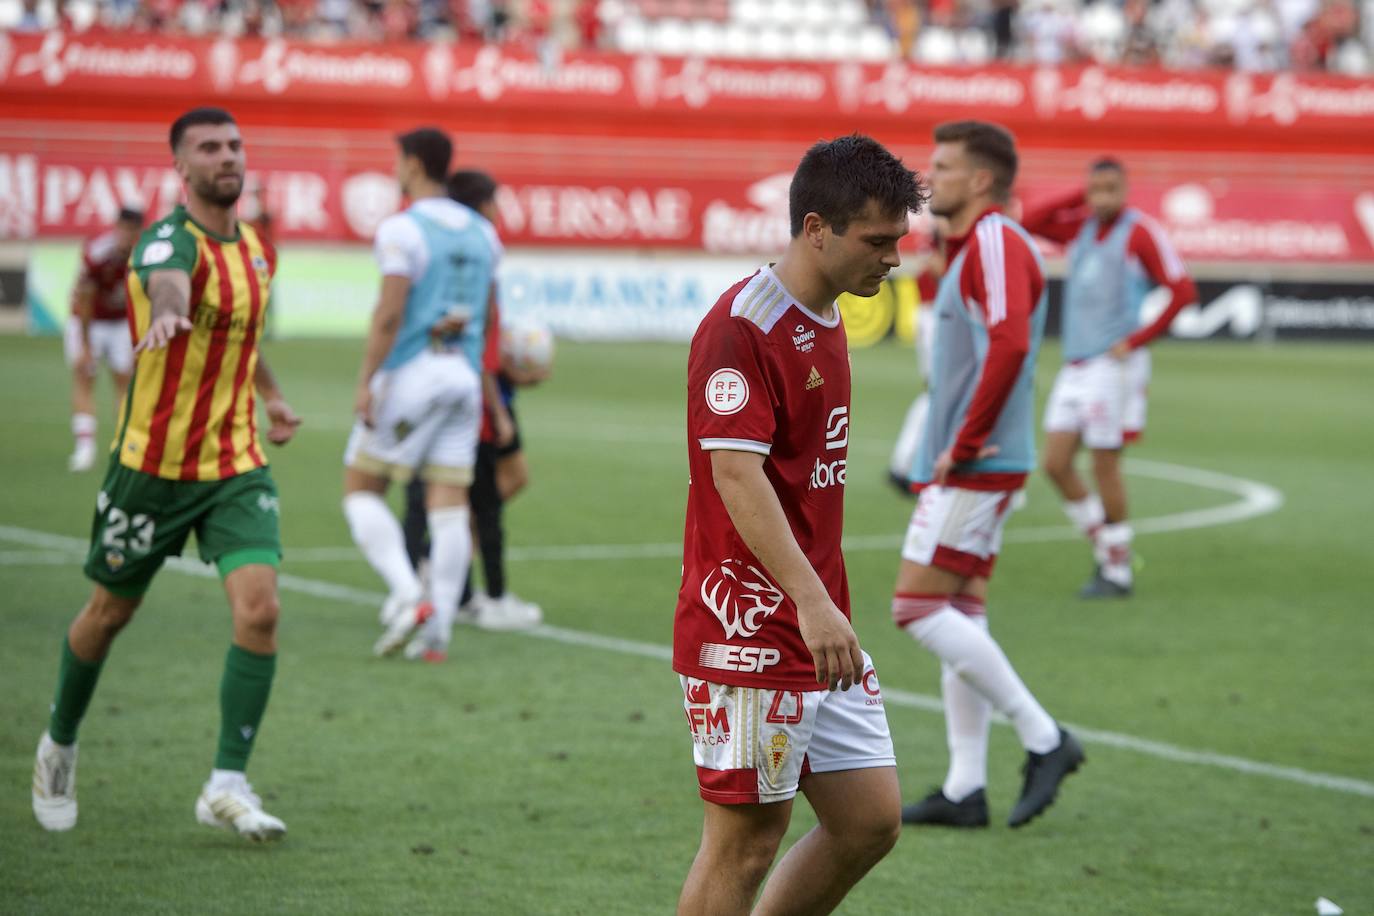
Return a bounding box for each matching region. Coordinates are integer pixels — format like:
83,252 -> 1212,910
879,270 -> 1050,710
32,732 -> 78,831
67,440 -> 96,473
195,774 -> 286,843
373,600 -> 433,656
454,590 -> 484,627
476,593 -> 544,631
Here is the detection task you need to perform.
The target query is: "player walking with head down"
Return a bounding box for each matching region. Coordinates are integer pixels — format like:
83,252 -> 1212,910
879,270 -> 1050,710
1022,158 -> 1198,598
893,121 -> 1083,830
676,135 -> 927,916
32,107 -> 301,841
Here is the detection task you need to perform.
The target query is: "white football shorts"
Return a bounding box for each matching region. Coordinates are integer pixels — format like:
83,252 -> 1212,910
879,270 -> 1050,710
681,652 -> 895,806
65,318 -> 133,376
901,485 -> 1016,579
344,348 -> 481,485
1043,350 -> 1150,449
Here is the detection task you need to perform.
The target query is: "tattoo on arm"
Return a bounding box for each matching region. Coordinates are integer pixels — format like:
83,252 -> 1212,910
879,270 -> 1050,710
146,270 -> 191,321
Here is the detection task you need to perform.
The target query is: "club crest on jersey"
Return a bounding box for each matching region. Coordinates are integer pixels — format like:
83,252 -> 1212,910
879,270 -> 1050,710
700,559 -> 784,640
105,549 -> 125,571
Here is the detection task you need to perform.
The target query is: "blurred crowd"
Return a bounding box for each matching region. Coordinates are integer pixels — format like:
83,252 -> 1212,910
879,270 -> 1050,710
5,0 -> 1369,74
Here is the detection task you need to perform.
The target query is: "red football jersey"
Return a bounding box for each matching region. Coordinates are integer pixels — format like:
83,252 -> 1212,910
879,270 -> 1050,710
675,267 -> 852,691
79,231 -> 131,322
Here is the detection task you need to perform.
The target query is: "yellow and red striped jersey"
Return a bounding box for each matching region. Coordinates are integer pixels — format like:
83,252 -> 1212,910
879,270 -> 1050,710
116,206 -> 276,481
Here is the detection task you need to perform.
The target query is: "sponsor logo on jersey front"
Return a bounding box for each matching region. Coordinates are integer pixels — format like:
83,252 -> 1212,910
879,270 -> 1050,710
804,366 -> 824,390
698,643 -> 782,673
792,324 -> 816,353
700,559 -> 783,639
705,367 -> 749,415
810,406 -> 849,490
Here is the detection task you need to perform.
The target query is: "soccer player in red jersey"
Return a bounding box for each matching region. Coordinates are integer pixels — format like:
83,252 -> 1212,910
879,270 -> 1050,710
65,206 -> 143,473
1022,158 -> 1198,597
675,135 -> 927,916
892,122 -> 1083,831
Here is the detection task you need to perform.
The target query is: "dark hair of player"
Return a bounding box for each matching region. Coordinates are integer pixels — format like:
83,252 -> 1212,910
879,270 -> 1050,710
169,107 -> 237,153
447,170 -> 499,210
933,120 -> 1019,201
1090,157 -> 1126,174
788,134 -> 929,237
116,207 -> 145,225
397,127 -> 453,184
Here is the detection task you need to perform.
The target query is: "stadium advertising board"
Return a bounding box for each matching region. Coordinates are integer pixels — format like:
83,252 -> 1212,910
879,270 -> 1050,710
27,241 -> 1366,343
3,32 -> 1373,143
5,154 -> 1374,265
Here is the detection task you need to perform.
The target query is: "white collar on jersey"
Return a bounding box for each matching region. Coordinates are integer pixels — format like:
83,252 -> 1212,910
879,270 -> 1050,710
762,265 -> 841,329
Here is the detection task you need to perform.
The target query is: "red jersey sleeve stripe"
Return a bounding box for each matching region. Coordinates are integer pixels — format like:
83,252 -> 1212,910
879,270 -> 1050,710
178,243 -> 237,479
976,217 -> 1008,326
1136,215 -> 1186,281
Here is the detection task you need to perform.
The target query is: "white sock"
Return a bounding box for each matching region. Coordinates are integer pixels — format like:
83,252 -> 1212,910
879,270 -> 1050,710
72,412 -> 96,444
941,602 -> 992,801
906,607 -> 1059,755
342,492 -> 422,602
208,768 -> 248,793
427,505 -> 472,648
1098,522 -> 1134,587
1062,494 -> 1104,540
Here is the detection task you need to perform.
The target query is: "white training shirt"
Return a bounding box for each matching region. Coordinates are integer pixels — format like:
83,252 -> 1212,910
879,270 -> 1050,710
372,197 -> 504,282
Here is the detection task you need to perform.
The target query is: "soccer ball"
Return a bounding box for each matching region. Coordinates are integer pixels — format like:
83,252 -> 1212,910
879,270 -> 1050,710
501,318 -> 555,374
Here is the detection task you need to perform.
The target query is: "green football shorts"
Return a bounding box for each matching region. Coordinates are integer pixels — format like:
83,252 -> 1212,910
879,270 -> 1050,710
83,461 -> 282,597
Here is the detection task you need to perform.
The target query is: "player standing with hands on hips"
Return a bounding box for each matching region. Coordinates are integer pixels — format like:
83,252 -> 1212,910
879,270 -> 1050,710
32,107 -> 301,841
892,121 -> 1084,830
1022,158 -> 1197,598
675,135 -> 927,916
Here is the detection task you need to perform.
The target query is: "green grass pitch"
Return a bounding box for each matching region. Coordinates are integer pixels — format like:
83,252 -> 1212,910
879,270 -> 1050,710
2,332 -> 1371,915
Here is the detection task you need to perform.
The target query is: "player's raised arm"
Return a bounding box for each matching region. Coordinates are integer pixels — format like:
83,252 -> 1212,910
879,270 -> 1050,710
1019,186 -> 1090,244
133,270 -> 193,352
710,448 -> 863,691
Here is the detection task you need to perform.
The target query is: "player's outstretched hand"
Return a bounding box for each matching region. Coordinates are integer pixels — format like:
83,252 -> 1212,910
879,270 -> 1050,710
134,314 -> 193,353
264,398 -> 302,446
797,598 -> 864,691
932,444 -> 1001,485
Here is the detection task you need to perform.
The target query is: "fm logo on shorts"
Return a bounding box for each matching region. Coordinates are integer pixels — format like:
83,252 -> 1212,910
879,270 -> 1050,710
684,679 -> 731,745
699,643 -> 782,673
701,559 -> 784,639
705,368 -> 749,416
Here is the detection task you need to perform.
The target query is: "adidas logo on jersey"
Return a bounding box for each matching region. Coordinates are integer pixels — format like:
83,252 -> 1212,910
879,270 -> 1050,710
804,367 -> 824,390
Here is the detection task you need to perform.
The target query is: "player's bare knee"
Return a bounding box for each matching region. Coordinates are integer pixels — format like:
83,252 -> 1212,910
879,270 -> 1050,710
82,589 -> 140,635
234,589 -> 280,637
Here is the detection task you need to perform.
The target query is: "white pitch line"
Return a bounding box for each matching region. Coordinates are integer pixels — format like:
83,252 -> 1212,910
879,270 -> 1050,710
241,458 -> 1286,565
3,521 -> 1370,800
